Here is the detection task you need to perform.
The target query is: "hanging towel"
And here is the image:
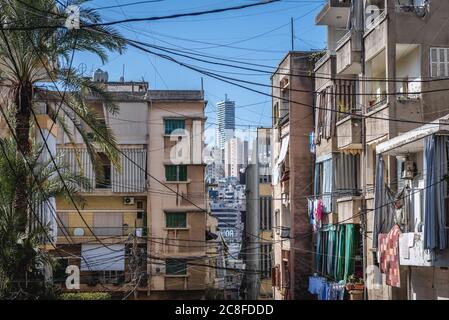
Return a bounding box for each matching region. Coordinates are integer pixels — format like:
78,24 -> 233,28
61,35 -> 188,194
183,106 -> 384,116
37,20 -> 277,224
378,225 -> 401,288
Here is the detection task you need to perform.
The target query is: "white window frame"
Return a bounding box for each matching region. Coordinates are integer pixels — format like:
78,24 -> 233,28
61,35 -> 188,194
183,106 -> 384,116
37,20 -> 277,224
430,47 -> 449,78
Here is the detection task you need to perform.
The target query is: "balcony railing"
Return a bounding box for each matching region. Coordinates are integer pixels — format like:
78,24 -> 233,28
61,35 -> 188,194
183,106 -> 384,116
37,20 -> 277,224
336,31 -> 351,49
315,50 -> 332,70
366,95 -> 387,113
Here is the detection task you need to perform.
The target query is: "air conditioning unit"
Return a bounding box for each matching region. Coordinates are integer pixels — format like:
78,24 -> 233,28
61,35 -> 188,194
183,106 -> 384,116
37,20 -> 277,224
280,227 -> 290,239
123,197 -> 135,205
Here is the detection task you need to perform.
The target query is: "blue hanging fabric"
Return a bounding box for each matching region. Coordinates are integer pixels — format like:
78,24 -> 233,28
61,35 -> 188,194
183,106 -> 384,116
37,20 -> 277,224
424,135 -> 448,250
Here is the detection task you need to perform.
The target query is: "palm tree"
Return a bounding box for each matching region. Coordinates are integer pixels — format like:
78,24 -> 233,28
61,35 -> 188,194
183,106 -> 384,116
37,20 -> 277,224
0,0 -> 126,232
0,137 -> 90,299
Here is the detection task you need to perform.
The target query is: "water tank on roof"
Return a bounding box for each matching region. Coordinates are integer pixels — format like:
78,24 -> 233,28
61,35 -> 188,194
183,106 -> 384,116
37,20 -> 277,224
93,68 -> 109,82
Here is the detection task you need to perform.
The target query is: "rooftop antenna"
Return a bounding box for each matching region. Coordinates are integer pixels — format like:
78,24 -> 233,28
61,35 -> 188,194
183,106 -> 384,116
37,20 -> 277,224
291,17 -> 294,51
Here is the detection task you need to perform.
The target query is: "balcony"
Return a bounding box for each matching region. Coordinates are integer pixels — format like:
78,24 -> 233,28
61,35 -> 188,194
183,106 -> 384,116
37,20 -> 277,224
315,51 -> 335,91
336,196 -> 362,224
336,31 -> 362,75
364,11 -> 387,61
336,115 -> 362,151
56,212 -> 147,244
316,0 -> 351,27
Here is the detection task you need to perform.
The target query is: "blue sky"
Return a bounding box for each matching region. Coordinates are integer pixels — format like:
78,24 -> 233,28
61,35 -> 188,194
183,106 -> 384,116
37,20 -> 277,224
73,0 -> 326,144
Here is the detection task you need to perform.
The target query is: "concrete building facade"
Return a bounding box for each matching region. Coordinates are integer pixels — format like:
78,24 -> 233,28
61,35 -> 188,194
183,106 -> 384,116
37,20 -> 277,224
224,137 -> 248,178
308,0 -> 449,300
271,52 -> 316,300
243,128 -> 273,300
217,95 -> 236,151
48,78 -> 209,299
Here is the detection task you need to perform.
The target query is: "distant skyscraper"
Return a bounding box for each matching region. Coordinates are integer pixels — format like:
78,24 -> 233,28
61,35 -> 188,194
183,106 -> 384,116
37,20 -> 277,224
224,137 -> 248,178
217,94 -> 235,151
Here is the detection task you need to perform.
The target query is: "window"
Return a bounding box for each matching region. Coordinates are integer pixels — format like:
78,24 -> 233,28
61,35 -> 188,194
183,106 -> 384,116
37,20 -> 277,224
335,153 -> 360,197
166,259 -> 187,275
430,48 -> 449,78
260,244 -> 272,279
273,102 -> 279,127
274,209 -> 280,234
165,165 -> 187,181
166,212 -> 187,228
259,196 -> 272,230
164,119 -> 185,135
96,152 -> 111,189
259,175 -> 272,184
281,250 -> 290,289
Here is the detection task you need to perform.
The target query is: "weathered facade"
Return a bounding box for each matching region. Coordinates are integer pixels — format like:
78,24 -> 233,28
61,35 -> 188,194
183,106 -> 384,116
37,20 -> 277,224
271,52 -> 316,300
242,128 -> 273,300
49,79 -> 209,299
308,0 -> 449,300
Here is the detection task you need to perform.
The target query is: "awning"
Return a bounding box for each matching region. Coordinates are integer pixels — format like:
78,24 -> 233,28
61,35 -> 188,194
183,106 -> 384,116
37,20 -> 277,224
81,244 -> 125,271
376,116 -> 449,156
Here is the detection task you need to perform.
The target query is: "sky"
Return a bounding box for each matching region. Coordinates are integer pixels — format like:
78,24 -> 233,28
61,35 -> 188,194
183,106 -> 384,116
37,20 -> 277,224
72,0 -> 327,145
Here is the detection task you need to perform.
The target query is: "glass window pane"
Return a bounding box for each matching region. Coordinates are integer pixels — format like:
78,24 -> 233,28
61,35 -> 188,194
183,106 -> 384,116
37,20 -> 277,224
165,165 -> 177,181
178,165 -> 187,181
166,212 -> 186,228
431,48 -> 437,63
431,63 -> 438,77
165,119 -> 185,135
166,259 -> 187,275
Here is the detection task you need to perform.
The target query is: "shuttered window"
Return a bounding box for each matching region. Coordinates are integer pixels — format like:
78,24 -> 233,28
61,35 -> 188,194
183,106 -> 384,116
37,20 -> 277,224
166,212 -> 187,228
164,119 -> 185,135
166,259 -> 187,275
430,48 -> 449,78
259,196 -> 272,230
165,165 -> 187,181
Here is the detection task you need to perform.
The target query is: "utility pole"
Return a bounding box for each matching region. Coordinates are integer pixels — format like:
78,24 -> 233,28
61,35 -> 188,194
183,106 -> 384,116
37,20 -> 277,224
291,17 -> 294,51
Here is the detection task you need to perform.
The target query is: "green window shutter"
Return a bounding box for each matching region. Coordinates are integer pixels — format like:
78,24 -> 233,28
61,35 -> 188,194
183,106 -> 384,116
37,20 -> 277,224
165,165 -> 177,181
166,259 -> 187,275
165,119 -> 185,135
178,165 -> 187,181
166,212 -> 186,228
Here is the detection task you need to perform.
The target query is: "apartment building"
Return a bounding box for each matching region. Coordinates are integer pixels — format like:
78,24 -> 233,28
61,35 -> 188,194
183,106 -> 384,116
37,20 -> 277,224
243,128 -> 273,300
51,74 -> 208,299
271,52 -> 316,300
146,89 -> 207,299
54,79 -> 149,295
309,0 -> 449,300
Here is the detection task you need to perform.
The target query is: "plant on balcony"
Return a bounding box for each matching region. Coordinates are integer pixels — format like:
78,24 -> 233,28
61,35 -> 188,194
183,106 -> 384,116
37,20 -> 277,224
345,274 -> 364,291
338,102 -> 349,119
0,138 -> 90,299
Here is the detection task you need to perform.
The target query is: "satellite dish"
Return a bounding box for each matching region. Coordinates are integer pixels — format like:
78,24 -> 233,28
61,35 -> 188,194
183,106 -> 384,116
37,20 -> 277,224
74,228 -> 85,236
